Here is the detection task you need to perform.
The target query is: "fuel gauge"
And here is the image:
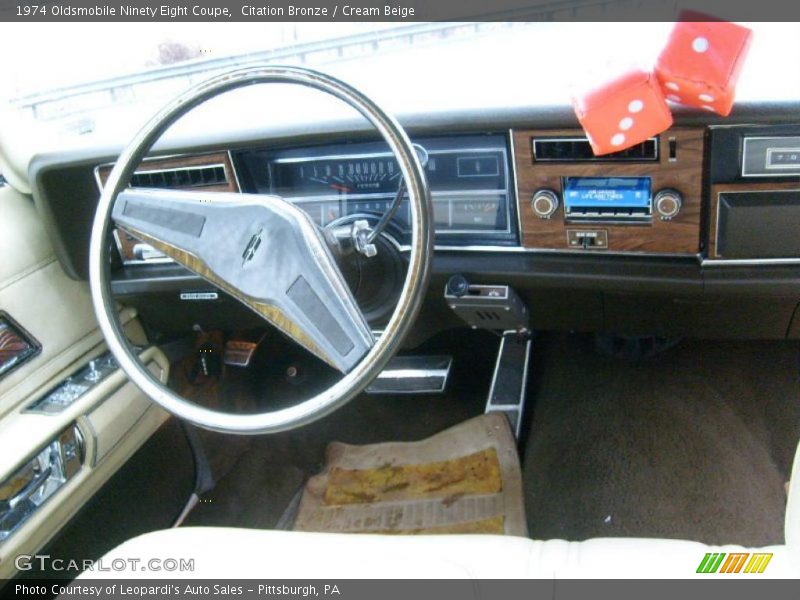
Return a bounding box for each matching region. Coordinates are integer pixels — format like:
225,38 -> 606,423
450,197 -> 504,230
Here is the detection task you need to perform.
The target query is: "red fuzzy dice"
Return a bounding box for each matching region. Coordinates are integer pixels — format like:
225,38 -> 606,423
572,69 -> 673,156
656,17 -> 753,116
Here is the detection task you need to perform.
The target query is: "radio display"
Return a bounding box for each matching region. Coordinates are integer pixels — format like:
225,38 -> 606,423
563,176 -> 652,219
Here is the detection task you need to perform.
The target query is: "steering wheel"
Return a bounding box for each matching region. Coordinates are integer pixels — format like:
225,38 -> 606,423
89,65 -> 433,434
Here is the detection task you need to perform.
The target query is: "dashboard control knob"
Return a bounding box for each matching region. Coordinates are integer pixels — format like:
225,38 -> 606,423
654,188 -> 683,220
446,274 -> 470,298
531,189 -> 560,219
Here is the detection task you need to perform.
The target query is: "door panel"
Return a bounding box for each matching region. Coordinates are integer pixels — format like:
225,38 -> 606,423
0,184 -> 172,579
0,186 -> 99,413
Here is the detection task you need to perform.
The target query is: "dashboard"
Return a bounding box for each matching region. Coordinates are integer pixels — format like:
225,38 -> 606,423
97,127 -> 706,262
29,107 -> 800,343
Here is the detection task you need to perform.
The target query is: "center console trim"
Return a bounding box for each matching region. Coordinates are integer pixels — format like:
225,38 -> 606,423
511,127 -> 704,256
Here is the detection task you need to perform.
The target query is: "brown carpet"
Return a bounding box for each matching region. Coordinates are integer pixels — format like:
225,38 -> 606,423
182,329 -> 497,530
523,334 -> 800,546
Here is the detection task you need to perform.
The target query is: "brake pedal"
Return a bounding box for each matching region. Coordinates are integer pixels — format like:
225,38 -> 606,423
366,355 -> 453,395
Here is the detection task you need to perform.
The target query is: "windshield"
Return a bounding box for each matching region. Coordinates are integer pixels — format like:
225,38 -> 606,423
2,22 -> 799,143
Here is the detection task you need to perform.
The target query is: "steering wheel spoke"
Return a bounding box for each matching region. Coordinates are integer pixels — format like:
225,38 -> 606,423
114,187 -> 373,373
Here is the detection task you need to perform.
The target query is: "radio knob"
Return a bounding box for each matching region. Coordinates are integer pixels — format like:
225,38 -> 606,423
654,188 -> 682,220
531,189 -> 560,219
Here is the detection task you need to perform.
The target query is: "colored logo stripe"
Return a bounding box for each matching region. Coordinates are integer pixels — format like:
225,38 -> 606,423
720,553 -> 749,573
697,553 -> 726,573
744,553 -> 773,574
696,552 -> 773,574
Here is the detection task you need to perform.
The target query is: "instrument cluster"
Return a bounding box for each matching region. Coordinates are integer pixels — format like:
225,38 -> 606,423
232,134 -> 518,247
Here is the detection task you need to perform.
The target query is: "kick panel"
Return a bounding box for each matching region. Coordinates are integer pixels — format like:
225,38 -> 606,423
512,127 -> 704,255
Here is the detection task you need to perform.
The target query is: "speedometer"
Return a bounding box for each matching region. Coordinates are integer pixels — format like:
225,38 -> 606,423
273,157 -> 402,196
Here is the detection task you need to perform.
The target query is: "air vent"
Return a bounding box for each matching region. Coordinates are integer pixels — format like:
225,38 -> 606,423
475,310 -> 502,322
532,137 -> 658,162
131,164 -> 228,189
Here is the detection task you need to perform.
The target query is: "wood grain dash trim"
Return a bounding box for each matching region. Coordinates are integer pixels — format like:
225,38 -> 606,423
98,151 -> 240,263
512,127 -> 704,255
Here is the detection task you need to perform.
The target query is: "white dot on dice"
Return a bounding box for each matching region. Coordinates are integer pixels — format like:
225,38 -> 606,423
619,117 -> 634,131
628,100 -> 644,113
692,37 -> 710,53
698,93 -> 715,102
665,82 -> 680,91
667,94 -> 682,102
611,133 -> 626,146
701,105 -> 716,112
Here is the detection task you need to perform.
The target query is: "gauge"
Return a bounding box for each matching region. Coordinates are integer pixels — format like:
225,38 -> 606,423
450,197 -> 505,230
272,157 -> 402,197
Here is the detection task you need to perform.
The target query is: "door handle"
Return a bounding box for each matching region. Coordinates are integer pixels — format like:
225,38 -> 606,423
0,461 -> 52,513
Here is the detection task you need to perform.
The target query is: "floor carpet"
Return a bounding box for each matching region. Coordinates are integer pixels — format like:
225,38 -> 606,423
183,329 -> 497,529
522,334 -> 800,546
181,328 -> 799,546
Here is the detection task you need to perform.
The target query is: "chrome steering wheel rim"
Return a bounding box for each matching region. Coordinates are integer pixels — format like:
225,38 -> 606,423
89,65 -> 433,434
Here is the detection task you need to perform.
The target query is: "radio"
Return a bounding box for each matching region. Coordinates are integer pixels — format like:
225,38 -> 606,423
514,128 -> 703,256
531,177 -> 683,222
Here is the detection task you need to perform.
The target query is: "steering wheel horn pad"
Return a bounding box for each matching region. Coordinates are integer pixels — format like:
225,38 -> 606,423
113,187 -> 373,372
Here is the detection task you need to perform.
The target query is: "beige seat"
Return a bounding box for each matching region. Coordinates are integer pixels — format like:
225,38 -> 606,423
81,441 -> 800,579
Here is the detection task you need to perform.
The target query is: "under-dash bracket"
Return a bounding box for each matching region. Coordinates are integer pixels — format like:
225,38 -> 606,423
444,277 -> 529,332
